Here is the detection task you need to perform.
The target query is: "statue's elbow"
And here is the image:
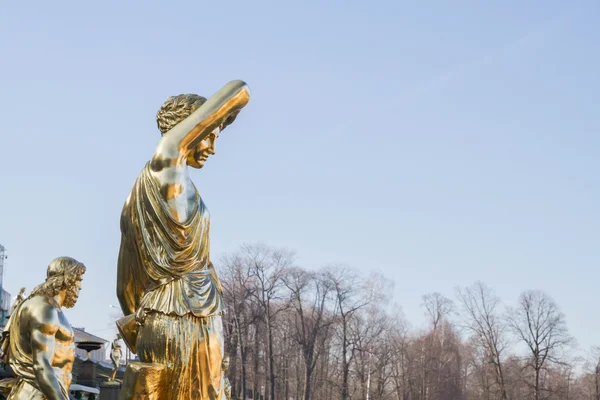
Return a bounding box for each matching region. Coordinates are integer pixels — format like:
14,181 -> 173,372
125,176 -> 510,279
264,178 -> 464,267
115,285 -> 126,312
116,282 -> 135,315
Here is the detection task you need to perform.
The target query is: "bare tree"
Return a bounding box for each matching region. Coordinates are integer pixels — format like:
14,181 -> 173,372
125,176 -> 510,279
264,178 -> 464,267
325,265 -> 371,400
244,243 -> 294,400
355,272 -> 394,400
507,290 -> 573,400
221,251 -> 258,399
283,267 -> 333,400
215,241 -> 600,400
353,306 -> 393,400
422,292 -> 454,331
419,292 -> 457,399
594,349 -> 600,400
581,346 -> 600,400
388,323 -> 411,400
549,356 -> 581,400
457,281 -> 509,400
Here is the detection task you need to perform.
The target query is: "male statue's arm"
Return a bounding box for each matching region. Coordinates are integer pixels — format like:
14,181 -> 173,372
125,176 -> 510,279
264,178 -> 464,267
30,306 -> 69,400
151,80 -> 250,167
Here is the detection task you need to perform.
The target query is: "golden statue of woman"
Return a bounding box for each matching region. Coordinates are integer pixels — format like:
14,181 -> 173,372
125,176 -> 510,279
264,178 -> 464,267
116,80 -> 250,399
0,257 -> 86,400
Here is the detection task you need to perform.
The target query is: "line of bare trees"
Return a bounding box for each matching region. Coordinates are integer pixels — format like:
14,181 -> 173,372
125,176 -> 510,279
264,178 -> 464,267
219,243 -> 598,400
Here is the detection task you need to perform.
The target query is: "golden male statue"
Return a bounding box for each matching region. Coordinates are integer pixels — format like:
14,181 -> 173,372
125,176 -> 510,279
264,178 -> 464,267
0,257 -> 86,400
116,80 -> 250,399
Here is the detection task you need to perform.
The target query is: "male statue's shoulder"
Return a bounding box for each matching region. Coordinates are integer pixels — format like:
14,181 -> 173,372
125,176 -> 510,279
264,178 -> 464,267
23,296 -> 60,326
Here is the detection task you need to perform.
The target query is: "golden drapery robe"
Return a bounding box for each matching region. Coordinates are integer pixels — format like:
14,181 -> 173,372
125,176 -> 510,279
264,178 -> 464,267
117,162 -> 225,399
117,162 -> 224,320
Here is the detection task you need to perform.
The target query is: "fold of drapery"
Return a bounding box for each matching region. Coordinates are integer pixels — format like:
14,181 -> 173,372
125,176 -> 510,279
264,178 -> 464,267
117,162 -> 224,321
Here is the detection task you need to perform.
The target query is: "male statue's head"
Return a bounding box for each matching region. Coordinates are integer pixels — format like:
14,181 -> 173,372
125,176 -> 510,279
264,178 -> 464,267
41,257 -> 86,309
156,94 -> 238,169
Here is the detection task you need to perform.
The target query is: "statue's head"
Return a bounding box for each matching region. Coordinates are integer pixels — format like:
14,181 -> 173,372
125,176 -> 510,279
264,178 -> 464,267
222,353 -> 230,372
156,94 -> 237,169
42,257 -> 86,308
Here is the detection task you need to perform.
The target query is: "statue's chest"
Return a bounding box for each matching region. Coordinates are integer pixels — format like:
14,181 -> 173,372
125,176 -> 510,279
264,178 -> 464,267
183,184 -> 198,213
55,312 -> 74,344
165,181 -> 201,223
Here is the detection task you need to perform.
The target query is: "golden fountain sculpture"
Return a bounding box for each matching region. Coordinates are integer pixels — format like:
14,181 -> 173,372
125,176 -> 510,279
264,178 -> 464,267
116,80 -> 250,399
0,257 -> 86,400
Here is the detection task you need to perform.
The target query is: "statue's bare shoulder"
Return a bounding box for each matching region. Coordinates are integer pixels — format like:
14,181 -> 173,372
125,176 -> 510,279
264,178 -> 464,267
21,296 -> 61,335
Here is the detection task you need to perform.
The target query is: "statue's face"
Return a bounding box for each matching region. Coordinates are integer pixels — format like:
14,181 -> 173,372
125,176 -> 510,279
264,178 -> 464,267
63,278 -> 82,309
187,128 -> 220,169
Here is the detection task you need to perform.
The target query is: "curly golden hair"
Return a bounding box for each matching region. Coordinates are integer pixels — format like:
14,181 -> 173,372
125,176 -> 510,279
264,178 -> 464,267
30,257 -> 86,299
156,93 -> 239,136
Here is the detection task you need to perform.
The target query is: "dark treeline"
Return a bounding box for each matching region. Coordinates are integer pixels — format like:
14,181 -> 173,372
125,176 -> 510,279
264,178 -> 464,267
220,243 -> 596,400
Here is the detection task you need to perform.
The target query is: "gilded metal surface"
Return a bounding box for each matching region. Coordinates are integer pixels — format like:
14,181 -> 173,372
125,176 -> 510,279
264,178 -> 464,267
0,257 -> 85,400
116,80 -> 250,399
222,354 -> 231,400
115,313 -> 137,354
109,334 -> 123,382
119,362 -> 167,400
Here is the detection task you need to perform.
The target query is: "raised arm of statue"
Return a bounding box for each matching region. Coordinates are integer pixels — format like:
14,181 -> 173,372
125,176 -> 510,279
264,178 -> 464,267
30,305 -> 68,400
152,80 -> 250,168
145,80 -> 251,223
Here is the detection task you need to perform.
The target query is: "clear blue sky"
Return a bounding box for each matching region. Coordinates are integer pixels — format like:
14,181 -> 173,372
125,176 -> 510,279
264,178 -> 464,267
1,2 -> 598,353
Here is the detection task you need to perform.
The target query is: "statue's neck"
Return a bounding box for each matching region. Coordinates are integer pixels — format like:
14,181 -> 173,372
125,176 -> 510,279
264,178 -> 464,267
51,291 -> 65,308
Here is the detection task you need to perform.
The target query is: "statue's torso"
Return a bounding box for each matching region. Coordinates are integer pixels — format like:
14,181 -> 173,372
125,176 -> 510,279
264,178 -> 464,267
50,310 -> 75,387
111,341 -> 122,359
149,165 -> 198,223
13,296 -> 75,391
119,162 -> 222,319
